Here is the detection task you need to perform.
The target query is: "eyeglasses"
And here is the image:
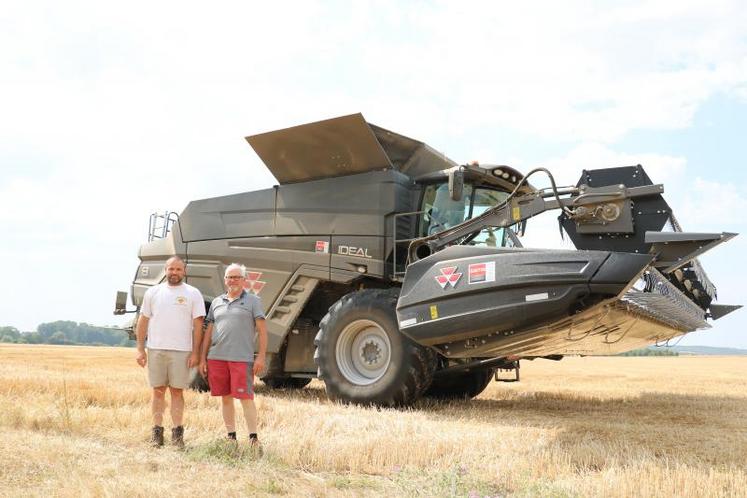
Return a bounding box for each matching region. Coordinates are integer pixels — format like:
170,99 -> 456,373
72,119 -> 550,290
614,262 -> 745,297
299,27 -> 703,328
225,276 -> 244,280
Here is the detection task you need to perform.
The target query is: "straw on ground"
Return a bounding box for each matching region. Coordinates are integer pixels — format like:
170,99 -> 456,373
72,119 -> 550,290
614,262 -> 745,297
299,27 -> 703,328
1,344 -> 745,497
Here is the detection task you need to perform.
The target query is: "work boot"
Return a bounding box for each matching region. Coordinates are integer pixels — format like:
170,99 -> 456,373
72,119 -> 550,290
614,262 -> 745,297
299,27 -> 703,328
150,425 -> 164,447
171,426 -> 185,449
249,435 -> 263,457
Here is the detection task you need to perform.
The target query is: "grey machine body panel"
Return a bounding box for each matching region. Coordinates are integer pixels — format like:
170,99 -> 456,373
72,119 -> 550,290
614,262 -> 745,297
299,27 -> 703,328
179,170 -> 413,360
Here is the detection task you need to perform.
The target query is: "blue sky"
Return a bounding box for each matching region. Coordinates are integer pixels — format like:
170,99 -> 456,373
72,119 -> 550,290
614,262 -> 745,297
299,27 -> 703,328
1,1 -> 745,347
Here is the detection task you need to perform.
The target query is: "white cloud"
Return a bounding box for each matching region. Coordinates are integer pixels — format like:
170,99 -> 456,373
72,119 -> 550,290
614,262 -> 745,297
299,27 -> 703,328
532,142 -> 687,187
676,178 -> 747,228
369,1 -> 747,142
3,2 -> 747,155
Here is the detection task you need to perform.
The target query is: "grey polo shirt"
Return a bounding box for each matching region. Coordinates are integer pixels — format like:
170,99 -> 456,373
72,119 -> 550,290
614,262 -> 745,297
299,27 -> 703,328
206,290 -> 265,362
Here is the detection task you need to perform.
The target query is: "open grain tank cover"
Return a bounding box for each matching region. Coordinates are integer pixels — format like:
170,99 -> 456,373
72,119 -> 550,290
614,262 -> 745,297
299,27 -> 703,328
246,113 -> 457,184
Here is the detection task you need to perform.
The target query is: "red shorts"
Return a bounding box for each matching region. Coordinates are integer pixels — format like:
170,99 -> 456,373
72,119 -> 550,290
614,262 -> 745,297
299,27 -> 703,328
207,359 -> 254,399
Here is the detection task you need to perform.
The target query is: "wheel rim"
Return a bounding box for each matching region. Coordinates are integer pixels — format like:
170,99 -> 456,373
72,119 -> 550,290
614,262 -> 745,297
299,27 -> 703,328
335,319 -> 392,385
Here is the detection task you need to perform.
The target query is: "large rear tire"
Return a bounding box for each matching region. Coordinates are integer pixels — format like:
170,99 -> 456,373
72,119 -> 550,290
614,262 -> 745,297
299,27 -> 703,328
424,368 -> 494,399
314,288 -> 434,406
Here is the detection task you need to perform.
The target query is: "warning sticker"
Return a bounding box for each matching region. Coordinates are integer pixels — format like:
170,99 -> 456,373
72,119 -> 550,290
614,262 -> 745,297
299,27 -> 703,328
430,305 -> 439,319
525,292 -> 549,302
315,240 -> 329,253
468,261 -> 495,284
512,206 -> 521,221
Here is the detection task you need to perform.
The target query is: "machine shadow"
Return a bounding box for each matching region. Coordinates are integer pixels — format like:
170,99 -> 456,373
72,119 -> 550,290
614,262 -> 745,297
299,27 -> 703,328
417,390 -> 747,468
254,381 -> 328,401
254,381 -> 746,468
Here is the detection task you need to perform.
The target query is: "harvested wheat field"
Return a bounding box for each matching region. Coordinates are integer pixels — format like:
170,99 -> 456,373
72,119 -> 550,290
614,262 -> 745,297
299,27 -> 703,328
1,344 -> 745,497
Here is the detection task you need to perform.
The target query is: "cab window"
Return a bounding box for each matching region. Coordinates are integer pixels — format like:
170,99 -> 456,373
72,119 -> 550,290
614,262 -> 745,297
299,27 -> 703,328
420,183 -> 473,236
419,183 -> 511,247
468,188 -> 510,247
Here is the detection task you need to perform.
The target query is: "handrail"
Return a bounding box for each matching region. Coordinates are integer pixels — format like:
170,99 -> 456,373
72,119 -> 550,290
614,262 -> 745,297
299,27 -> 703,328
148,211 -> 178,242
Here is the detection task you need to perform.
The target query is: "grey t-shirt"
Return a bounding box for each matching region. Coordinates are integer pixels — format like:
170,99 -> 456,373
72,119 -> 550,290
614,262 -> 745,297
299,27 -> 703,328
206,290 -> 265,362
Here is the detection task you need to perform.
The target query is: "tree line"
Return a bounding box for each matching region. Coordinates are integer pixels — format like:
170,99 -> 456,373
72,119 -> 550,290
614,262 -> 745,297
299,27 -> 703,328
617,348 -> 678,356
0,322 -> 134,347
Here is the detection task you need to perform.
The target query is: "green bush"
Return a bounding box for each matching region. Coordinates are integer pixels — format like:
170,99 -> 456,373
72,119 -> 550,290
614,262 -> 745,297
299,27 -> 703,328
0,322 -> 134,347
618,348 -> 678,356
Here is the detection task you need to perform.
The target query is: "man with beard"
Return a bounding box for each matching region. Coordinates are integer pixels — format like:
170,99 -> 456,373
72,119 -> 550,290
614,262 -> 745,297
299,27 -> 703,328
200,263 -> 267,448
136,255 -> 205,448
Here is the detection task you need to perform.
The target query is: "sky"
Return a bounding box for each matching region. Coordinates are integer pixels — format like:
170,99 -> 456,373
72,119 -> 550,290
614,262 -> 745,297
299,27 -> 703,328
1,1 -> 745,347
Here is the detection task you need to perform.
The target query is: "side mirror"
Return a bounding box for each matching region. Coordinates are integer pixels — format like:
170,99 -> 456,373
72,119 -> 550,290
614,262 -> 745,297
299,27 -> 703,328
114,291 -> 129,315
448,169 -> 464,201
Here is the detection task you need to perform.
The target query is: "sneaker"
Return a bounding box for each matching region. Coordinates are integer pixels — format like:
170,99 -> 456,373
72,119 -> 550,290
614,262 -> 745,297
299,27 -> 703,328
172,426 -> 185,449
151,426 -> 164,447
227,431 -> 237,441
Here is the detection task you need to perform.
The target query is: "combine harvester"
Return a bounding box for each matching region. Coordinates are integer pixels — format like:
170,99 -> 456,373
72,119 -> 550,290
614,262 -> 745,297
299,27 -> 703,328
116,114 -> 739,406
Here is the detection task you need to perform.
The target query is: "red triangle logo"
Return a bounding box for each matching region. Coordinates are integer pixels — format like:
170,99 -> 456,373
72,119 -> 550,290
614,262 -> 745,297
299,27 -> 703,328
244,271 -> 266,295
435,266 -> 461,289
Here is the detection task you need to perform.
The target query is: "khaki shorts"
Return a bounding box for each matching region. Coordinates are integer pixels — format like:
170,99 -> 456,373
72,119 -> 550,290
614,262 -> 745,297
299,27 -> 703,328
147,349 -> 191,389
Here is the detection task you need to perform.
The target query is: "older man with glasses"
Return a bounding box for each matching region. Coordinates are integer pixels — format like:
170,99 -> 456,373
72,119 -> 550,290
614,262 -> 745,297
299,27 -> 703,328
200,263 -> 267,448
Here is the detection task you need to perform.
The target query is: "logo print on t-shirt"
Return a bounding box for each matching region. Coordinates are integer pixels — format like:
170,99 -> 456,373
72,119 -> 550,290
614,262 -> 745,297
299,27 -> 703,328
175,296 -> 187,305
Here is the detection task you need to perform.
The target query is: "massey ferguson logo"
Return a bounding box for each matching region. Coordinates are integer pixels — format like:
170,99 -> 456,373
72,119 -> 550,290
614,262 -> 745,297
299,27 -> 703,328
435,266 -> 462,289
243,271 -> 266,295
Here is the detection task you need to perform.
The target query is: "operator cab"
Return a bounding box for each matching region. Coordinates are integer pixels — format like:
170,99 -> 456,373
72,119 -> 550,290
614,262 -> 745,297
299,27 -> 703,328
419,183 -> 510,246
415,163 -> 531,248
